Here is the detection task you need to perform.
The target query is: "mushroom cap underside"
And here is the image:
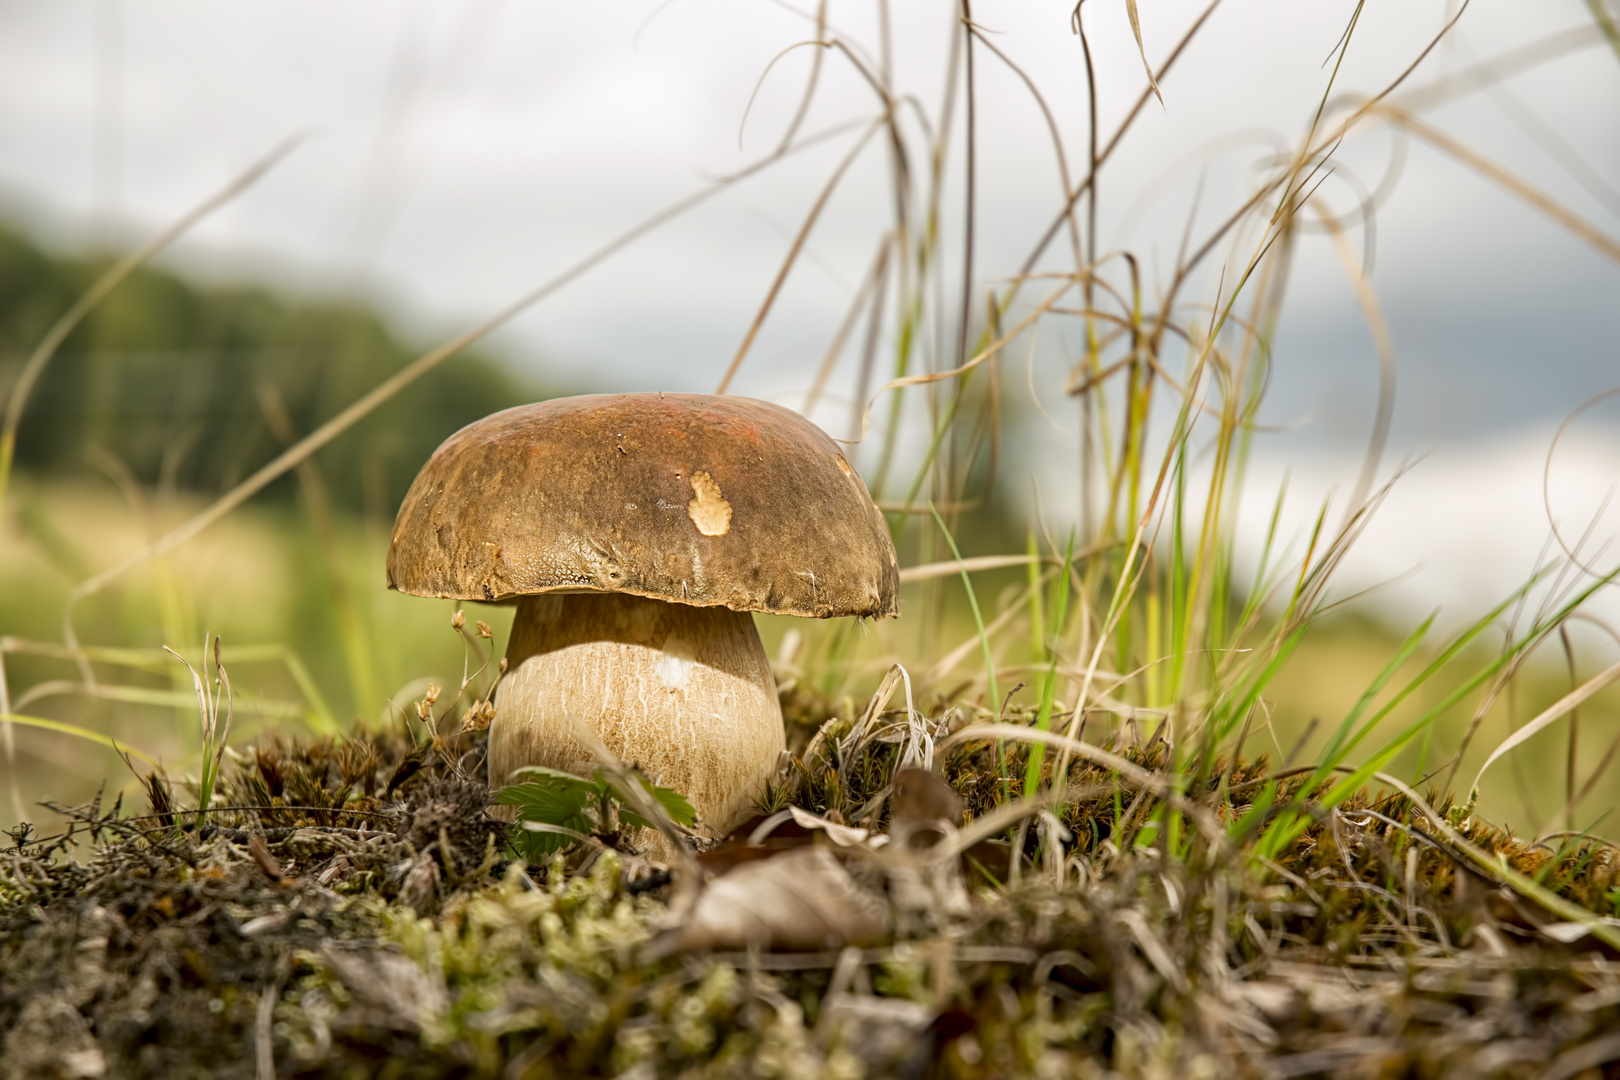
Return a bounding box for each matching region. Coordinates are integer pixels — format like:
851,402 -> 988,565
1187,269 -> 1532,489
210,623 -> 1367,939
386,393 -> 899,618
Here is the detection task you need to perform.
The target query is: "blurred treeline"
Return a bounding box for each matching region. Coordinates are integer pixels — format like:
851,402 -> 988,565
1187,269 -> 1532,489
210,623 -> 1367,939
0,223 -> 550,515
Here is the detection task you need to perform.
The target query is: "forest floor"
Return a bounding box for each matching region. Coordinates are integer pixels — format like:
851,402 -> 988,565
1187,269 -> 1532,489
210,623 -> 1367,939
3,687 -> 1619,1079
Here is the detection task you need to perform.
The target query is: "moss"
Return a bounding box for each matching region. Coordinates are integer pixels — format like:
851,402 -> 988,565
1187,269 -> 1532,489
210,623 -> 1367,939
3,689 -> 1619,1077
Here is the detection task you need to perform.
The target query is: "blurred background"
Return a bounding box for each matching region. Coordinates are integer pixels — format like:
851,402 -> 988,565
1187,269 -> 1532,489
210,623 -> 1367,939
2,0 -> 1618,838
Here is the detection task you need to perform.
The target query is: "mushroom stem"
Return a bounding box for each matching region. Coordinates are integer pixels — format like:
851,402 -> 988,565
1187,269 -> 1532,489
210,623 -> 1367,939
490,592 -> 785,841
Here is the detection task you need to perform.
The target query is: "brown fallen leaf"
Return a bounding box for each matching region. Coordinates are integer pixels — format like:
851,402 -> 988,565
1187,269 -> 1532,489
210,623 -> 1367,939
695,812 -> 817,877
248,834 -> 288,885
890,770 -> 1025,886
644,845 -> 888,959
397,852 -> 441,913
883,770 -> 973,933
789,805 -> 877,847
890,767 -> 963,843
819,993 -> 935,1074
320,946 -> 447,1033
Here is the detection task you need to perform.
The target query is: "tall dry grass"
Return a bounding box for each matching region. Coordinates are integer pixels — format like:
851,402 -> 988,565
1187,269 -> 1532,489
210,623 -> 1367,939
1,0 -> 1618,871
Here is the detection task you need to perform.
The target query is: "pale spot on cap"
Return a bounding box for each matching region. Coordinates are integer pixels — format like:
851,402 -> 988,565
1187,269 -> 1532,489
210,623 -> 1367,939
687,470 -> 733,536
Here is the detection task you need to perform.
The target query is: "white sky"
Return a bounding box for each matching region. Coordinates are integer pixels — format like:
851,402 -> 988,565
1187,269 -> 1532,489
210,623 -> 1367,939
1,0 -> 1619,642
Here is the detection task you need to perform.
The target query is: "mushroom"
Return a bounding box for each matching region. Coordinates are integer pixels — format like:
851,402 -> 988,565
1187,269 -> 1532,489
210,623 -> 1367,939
386,393 -> 898,844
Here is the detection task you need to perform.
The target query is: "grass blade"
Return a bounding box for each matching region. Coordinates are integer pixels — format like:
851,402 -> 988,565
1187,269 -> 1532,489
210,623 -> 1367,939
1470,658 -> 1620,796
1025,532 -> 1076,798
0,713 -> 160,767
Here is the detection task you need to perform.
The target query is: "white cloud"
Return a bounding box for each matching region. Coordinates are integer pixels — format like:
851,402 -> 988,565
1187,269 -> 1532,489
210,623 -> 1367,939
1,0 -> 1618,630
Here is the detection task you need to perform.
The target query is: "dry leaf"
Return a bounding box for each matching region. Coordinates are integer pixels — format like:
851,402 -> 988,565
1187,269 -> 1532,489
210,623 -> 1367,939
1540,918 -> 1620,945
820,994 -> 935,1073
320,947 -> 447,1033
790,805 -> 874,847
1224,980 -> 1301,1025
397,853 -> 440,913
889,767 -> 962,848
644,845 -> 888,958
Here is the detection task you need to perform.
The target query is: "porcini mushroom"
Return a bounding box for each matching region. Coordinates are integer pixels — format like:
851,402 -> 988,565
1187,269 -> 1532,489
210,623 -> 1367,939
386,393 -> 898,842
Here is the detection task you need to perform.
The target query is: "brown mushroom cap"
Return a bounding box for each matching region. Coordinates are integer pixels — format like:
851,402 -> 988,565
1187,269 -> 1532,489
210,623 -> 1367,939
386,393 -> 899,618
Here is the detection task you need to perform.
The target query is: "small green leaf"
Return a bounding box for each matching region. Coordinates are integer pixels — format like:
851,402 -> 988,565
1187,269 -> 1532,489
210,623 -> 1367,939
496,764 -> 696,859
511,821 -> 578,862
521,821 -> 592,842
496,768 -> 602,861
495,781 -> 591,817
649,780 -> 697,827
504,797 -> 594,860
506,765 -> 598,797
617,774 -> 697,830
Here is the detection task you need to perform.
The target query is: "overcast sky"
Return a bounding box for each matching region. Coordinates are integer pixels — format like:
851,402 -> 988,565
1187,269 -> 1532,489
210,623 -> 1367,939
2,0 -> 1618,637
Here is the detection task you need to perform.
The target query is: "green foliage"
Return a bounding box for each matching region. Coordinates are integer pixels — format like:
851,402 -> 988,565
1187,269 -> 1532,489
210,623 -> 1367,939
0,223 -> 553,512
163,633 -> 234,829
495,765 -> 696,861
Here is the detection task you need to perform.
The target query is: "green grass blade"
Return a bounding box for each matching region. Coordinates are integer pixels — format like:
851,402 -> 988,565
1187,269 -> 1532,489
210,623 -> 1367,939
1258,568 -> 1612,858
1026,531 -> 1045,664
0,713 -> 160,767
1313,612 -> 1436,774
1212,621 -> 1309,740
931,504 -> 999,711
1025,531 -> 1076,798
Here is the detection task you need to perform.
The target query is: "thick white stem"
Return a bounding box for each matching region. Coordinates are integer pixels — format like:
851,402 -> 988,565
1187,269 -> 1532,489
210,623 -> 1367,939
491,592 -> 784,839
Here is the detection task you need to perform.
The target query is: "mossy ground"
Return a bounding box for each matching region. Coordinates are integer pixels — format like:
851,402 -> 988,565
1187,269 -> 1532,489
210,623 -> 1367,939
3,687 -> 1619,1079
